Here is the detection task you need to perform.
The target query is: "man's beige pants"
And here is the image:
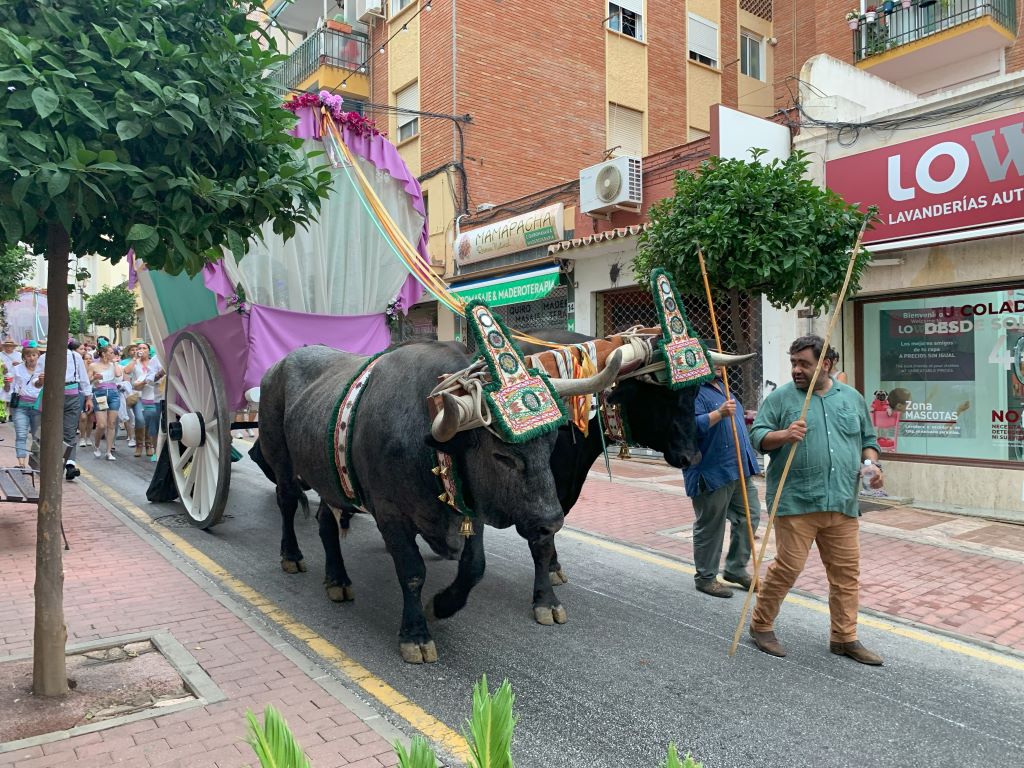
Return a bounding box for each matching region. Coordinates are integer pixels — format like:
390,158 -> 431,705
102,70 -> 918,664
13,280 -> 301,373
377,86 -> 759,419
751,511 -> 860,643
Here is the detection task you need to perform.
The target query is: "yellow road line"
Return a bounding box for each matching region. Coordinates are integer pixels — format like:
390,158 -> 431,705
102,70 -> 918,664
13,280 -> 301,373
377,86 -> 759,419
561,528 -> 1024,672
78,469 -> 469,760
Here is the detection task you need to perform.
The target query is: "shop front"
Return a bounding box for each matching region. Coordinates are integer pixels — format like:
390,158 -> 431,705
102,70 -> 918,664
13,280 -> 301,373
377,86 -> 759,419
822,100 -> 1024,513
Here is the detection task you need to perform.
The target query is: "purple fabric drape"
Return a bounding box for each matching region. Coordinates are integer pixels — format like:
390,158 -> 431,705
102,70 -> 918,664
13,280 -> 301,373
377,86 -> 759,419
163,305 -> 390,411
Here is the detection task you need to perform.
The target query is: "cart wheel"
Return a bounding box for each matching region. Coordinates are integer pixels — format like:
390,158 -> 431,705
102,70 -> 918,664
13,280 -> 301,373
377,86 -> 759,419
164,331 -> 231,528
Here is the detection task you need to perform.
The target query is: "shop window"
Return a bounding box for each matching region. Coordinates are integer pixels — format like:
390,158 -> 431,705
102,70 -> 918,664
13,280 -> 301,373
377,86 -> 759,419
608,1 -> 643,41
740,30 -> 763,81
859,286 -> 1024,465
395,81 -> 419,142
688,14 -> 718,68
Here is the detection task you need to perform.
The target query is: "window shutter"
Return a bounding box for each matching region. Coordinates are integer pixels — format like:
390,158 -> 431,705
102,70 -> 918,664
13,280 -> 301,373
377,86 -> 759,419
614,0 -> 643,15
396,81 -> 418,127
688,14 -> 718,62
608,103 -> 643,158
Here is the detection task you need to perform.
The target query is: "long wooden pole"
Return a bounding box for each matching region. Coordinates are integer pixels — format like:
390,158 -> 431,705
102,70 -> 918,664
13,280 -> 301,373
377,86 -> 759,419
728,222 -> 869,657
696,249 -> 757,583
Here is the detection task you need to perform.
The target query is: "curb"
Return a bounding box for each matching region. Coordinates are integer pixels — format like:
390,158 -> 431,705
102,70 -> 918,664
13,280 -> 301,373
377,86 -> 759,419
74,478 -> 413,754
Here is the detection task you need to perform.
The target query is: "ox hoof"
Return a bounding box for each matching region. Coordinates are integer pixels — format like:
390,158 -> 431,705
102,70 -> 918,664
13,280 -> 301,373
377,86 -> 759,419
281,559 -> 307,574
534,606 -> 554,625
326,585 -> 354,603
549,569 -> 568,586
551,605 -> 568,624
399,641 -> 438,664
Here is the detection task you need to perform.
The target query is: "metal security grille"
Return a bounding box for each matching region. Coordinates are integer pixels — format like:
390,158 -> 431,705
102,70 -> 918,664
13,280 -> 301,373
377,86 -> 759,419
463,286 -> 569,353
740,0 -> 773,21
597,286 -> 764,407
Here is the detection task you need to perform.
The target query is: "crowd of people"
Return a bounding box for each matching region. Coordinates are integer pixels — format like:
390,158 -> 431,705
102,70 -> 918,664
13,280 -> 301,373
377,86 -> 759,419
0,335 -> 163,477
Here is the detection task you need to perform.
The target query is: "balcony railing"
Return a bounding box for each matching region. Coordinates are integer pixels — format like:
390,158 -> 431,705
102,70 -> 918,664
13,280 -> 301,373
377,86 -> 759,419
852,0 -> 1017,61
268,28 -> 369,90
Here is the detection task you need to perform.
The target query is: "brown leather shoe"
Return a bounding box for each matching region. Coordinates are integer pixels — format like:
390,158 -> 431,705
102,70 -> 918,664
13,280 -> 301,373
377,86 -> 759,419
721,571 -> 753,590
748,628 -> 786,657
695,579 -> 733,598
830,640 -> 883,666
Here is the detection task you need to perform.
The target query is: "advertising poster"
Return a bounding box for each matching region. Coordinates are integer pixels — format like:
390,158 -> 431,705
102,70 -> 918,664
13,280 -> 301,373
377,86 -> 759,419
862,288 -> 1024,462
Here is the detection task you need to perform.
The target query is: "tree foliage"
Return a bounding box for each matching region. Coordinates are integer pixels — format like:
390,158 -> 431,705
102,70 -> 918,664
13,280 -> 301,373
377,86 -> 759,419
635,150 -> 875,312
0,0 -> 333,698
68,306 -> 87,335
87,284 -> 136,330
0,243 -> 34,304
0,0 -> 333,274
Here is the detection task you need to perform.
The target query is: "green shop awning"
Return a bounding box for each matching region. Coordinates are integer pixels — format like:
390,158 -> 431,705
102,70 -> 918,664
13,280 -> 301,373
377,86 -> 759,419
450,266 -> 560,308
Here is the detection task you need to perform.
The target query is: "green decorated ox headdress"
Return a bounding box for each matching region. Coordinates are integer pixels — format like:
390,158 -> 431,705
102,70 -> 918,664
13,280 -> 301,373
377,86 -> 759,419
464,300 -> 568,443
649,269 -> 715,389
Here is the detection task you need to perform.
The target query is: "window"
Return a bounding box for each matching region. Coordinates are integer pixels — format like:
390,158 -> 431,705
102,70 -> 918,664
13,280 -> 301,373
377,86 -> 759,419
688,14 -> 718,68
687,127 -> 710,142
607,103 -> 643,158
395,81 -> 419,142
740,30 -> 764,80
608,1 -> 643,41
859,285 -> 1024,465
391,0 -> 413,15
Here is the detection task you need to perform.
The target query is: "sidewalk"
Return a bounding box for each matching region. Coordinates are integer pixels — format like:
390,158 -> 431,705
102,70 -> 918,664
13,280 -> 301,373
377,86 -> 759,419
570,456 -> 1024,652
0,428 -> 402,768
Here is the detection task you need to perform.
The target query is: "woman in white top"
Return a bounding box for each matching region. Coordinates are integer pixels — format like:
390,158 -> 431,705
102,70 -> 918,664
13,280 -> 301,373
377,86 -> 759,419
89,342 -> 123,460
11,343 -> 42,468
124,343 -> 163,457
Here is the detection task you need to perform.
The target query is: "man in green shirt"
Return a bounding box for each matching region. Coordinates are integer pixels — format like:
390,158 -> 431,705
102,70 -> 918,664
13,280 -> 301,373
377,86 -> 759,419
747,335 -> 885,666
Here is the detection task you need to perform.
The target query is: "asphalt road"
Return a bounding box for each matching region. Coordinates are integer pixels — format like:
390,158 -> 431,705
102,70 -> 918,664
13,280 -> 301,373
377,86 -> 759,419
86,440 -> 1024,768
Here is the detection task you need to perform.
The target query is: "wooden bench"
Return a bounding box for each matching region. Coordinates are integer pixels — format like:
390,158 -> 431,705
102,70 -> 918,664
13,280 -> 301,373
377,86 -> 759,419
0,466 -> 69,549
0,467 -> 39,504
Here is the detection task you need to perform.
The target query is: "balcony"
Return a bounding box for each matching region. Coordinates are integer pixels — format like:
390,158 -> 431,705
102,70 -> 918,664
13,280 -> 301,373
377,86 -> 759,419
268,28 -> 370,98
852,0 -> 1017,91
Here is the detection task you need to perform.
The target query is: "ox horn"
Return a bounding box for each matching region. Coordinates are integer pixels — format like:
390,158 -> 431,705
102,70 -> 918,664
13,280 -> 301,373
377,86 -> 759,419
430,391 -> 464,442
708,350 -> 756,366
550,350 -> 623,398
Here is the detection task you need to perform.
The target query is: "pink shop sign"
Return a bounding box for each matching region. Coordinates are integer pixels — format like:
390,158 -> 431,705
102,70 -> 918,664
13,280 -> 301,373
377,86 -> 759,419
825,111 -> 1024,245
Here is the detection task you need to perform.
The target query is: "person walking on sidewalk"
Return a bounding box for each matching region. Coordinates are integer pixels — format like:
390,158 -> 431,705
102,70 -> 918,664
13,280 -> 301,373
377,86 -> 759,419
38,339 -> 94,481
748,335 -> 885,666
1,337 -> 23,424
684,369 -> 761,598
11,342 -> 42,469
124,344 -> 163,458
89,341 -> 123,461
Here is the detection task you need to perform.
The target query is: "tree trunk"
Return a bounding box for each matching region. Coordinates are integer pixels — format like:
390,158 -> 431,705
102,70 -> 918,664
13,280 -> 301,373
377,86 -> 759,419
33,223 -> 71,697
727,288 -> 751,402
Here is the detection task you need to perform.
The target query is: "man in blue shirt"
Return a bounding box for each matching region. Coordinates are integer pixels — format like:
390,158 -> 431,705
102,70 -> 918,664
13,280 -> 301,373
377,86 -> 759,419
684,370 -> 761,598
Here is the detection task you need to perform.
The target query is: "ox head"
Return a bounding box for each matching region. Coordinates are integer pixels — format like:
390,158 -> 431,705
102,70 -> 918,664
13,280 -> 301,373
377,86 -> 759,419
610,347 -> 754,469
426,351 -> 623,539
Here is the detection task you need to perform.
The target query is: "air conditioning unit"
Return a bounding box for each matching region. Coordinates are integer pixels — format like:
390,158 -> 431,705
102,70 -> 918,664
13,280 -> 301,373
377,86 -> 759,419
356,0 -> 384,23
579,156 -> 642,218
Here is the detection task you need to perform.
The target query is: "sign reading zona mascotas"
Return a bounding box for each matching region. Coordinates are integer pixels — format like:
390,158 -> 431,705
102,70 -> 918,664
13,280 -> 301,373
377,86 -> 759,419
825,111 -> 1024,245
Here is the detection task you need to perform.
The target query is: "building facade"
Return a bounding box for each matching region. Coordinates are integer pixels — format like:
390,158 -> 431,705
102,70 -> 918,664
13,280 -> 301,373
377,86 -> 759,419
796,56 -> 1024,514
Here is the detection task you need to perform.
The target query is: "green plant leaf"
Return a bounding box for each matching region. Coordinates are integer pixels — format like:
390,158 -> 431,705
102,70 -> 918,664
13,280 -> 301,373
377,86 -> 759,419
394,735 -> 438,768
126,223 -> 155,241
462,675 -> 517,768
246,705 -> 311,768
69,93 -> 108,130
31,87 -> 59,118
48,170 -> 70,197
115,119 -> 143,141
21,132 -> 46,152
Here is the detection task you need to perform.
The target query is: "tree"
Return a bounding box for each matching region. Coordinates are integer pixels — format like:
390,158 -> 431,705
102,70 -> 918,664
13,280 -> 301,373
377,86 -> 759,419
86,284 -> 136,336
635,149 -> 874,385
0,0 -> 332,696
0,243 -> 34,304
68,307 -> 87,337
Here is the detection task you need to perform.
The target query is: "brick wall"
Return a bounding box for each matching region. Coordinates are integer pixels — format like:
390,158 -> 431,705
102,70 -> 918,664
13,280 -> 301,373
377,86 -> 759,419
647,0 -> 690,153
720,0 -> 739,109
449,0 -> 607,209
